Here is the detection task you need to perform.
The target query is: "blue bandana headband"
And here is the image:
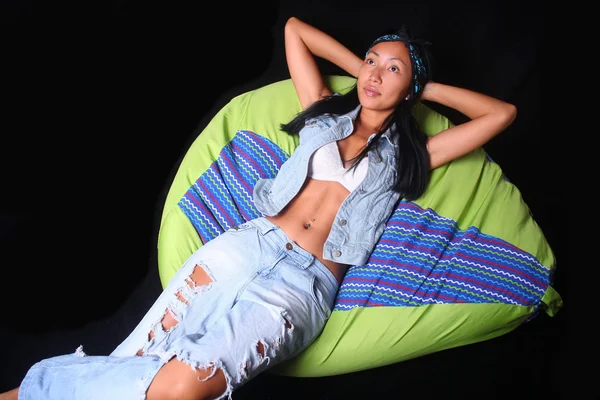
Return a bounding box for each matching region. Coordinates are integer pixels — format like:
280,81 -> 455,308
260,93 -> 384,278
365,33 -> 429,96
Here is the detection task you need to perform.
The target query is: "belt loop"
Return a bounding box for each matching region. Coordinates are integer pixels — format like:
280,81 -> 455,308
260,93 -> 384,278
255,217 -> 278,236
300,253 -> 314,270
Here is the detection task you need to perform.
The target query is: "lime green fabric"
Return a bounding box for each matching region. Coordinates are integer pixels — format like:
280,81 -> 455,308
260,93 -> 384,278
157,75 -> 561,377
273,303 -> 531,376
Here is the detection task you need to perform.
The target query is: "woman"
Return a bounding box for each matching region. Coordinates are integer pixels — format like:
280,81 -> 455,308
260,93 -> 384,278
1,16 -> 516,400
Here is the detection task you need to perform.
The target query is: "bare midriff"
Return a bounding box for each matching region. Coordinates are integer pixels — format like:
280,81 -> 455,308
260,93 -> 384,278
265,178 -> 351,285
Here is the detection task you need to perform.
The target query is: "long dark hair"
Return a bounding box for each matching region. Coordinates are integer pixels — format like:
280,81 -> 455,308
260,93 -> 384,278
280,27 -> 433,201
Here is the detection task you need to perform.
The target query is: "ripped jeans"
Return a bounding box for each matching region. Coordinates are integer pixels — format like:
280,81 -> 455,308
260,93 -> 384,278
18,217 -> 340,400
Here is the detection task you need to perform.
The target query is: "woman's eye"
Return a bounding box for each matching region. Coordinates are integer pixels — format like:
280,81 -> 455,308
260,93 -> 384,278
366,59 -> 374,65
390,66 -> 398,72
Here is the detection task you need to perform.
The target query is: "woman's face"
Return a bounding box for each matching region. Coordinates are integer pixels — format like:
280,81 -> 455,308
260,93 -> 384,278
357,41 -> 413,112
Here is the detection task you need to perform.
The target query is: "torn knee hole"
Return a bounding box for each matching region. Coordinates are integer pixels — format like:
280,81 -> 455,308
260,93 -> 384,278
244,341 -> 268,376
283,316 -> 292,330
145,308 -> 179,342
187,264 -> 213,288
160,309 -> 179,332
175,290 -> 189,304
256,341 -> 265,357
139,266 -> 213,355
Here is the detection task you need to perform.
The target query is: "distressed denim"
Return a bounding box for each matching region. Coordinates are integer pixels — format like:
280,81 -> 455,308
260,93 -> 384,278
253,103 -> 401,266
19,217 -> 339,400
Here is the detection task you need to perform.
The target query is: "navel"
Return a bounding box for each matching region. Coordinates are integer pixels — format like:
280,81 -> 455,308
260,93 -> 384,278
304,218 -> 316,229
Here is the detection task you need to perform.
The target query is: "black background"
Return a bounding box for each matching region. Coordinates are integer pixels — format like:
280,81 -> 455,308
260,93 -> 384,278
2,1 -> 573,398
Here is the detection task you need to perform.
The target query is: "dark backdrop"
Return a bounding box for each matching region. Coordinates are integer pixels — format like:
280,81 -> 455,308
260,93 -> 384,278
2,1 -> 572,398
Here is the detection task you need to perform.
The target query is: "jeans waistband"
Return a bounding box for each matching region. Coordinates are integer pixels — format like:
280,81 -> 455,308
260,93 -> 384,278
249,217 -> 339,289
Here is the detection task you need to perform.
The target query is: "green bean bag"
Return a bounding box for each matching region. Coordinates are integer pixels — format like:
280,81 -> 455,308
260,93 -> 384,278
156,75 -> 563,377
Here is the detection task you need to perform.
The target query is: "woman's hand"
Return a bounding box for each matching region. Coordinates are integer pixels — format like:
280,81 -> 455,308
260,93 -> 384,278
419,81 -> 435,102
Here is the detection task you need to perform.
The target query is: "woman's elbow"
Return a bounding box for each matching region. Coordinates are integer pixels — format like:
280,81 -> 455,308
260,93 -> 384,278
285,16 -> 300,32
504,103 -> 518,125
497,103 -> 517,131
508,102 -> 517,119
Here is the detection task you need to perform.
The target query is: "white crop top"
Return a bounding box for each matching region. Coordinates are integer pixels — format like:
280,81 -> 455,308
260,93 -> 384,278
307,141 -> 369,192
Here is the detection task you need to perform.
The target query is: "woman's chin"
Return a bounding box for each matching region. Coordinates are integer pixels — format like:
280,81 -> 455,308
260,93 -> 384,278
358,96 -> 388,110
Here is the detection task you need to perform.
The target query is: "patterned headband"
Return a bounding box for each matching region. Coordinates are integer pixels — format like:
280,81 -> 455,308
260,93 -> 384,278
365,33 -> 430,96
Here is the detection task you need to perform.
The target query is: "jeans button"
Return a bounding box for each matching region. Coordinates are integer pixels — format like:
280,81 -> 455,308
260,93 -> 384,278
333,250 -> 342,258
339,219 -> 347,226
286,242 -> 293,250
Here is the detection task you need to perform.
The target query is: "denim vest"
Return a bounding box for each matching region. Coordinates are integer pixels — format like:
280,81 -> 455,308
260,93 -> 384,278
253,104 -> 401,266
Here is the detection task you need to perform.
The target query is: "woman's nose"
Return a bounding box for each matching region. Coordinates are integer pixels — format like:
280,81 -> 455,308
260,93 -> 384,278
369,69 -> 381,83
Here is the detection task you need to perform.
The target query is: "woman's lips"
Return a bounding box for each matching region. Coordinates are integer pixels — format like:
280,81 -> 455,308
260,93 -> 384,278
364,87 -> 380,97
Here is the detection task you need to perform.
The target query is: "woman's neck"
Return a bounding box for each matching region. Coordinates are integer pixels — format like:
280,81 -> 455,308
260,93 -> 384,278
354,109 -> 392,138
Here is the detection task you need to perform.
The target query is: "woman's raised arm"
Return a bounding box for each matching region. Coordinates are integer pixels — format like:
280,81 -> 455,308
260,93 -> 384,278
422,82 -> 517,170
284,17 -> 363,110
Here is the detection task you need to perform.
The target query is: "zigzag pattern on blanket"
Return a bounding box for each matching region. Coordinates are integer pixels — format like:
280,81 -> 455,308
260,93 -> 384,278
178,130 -> 288,243
336,202 -> 550,314
178,130 -> 552,313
